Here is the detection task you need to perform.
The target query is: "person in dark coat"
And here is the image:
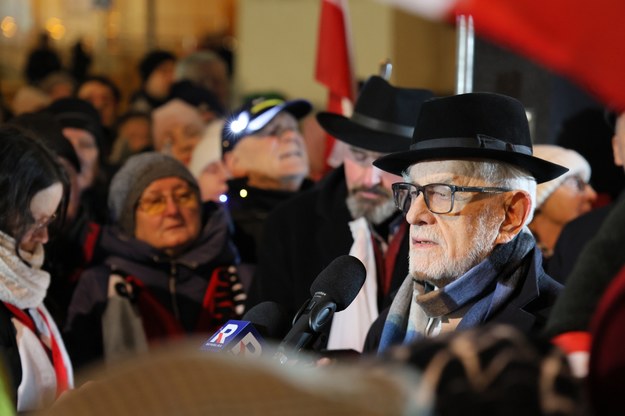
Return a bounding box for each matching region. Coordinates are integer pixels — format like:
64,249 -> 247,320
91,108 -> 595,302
548,110 -> 625,284
222,96 -> 315,265
364,92 -> 567,354
64,152 -> 245,370
544,111 -> 625,378
248,76 -> 434,352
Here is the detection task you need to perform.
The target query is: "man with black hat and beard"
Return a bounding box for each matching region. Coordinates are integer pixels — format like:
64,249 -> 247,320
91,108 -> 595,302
247,76 -> 434,352
364,92 -> 568,354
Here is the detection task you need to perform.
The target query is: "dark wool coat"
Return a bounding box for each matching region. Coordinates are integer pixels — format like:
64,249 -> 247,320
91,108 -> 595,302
248,167 -> 409,320
545,194 -> 625,338
225,177 -> 314,264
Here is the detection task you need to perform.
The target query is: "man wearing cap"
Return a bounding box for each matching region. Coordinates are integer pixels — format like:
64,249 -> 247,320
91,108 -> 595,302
221,96 -> 314,264
364,92 -> 568,354
247,77 -> 434,352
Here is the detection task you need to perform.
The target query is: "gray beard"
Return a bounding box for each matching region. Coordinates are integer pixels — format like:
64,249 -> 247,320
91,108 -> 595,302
346,194 -> 398,225
409,206 -> 500,285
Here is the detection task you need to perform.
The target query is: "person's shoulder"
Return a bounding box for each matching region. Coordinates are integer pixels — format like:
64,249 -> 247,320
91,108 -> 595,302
557,204 -> 613,245
269,184 -> 320,218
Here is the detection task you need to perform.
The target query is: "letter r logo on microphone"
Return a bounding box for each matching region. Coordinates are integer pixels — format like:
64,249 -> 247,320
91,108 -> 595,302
209,323 -> 238,344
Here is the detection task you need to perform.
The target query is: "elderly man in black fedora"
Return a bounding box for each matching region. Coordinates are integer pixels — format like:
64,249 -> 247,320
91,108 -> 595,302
364,92 -> 569,354
247,76 -> 434,352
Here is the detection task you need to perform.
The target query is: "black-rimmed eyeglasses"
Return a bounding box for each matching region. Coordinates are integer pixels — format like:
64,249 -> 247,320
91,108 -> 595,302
392,182 -> 512,215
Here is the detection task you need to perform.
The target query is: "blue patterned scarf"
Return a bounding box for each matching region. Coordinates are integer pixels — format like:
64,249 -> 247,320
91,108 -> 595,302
377,229 -> 536,354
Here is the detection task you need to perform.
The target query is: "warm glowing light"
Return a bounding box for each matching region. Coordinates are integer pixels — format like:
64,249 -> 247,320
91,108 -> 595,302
1,17 -> 17,38
239,189 -> 248,198
45,18 -> 65,40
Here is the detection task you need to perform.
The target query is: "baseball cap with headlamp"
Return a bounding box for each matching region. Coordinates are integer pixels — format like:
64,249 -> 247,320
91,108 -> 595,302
222,97 -> 312,154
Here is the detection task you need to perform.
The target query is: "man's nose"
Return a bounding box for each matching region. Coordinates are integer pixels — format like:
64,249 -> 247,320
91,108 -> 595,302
362,165 -> 383,187
405,192 -> 434,225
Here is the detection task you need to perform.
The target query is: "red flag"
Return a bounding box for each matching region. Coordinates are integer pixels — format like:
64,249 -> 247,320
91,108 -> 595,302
315,0 -> 357,174
450,0 -> 625,111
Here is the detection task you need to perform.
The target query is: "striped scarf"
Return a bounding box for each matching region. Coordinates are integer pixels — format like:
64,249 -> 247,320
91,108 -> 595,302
378,229 -> 536,353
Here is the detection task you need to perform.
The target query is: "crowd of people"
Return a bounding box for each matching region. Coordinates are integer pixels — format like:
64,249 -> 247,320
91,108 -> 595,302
0,38 -> 623,416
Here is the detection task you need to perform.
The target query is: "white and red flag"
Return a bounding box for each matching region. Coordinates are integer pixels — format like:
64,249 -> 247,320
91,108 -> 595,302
315,0 -> 358,172
379,0 -> 625,111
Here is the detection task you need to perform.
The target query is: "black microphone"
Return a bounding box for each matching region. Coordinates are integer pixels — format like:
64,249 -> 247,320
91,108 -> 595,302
242,301 -> 291,341
274,255 -> 366,365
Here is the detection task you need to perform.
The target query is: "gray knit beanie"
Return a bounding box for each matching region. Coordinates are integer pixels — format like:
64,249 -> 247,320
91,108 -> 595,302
108,152 -> 199,235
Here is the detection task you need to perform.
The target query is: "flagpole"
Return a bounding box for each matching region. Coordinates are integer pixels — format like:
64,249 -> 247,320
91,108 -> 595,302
379,59 -> 392,81
455,14 -> 474,94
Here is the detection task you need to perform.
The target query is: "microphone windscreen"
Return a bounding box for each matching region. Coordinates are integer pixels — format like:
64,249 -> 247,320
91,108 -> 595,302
310,255 -> 366,311
243,301 -> 291,340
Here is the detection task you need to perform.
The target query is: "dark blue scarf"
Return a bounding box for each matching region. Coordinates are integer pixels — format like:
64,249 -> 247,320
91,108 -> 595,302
378,229 -> 536,353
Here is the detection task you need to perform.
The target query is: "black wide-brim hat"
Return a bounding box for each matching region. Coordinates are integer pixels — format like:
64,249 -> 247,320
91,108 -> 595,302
373,92 -> 568,183
316,76 -> 434,153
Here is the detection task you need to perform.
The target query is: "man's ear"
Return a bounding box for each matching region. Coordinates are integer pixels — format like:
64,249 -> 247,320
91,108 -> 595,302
495,190 -> 532,245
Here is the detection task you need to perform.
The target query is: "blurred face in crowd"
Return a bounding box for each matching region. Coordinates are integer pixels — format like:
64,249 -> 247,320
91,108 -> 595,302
134,177 -> 201,257
537,175 -> 596,226
118,116 -> 152,153
194,60 -> 230,110
78,80 -> 118,128
198,160 -> 229,203
62,127 -> 99,191
19,182 -> 63,253
343,146 -> 399,225
225,112 -> 309,191
164,121 -> 203,167
146,60 -> 175,100
403,160 -> 527,286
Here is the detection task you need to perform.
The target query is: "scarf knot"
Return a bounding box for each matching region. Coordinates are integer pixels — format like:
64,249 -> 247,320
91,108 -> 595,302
378,229 -> 536,353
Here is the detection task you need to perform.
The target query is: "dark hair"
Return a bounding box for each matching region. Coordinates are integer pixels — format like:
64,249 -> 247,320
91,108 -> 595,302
114,110 -> 151,130
0,126 -> 70,254
77,75 -> 122,103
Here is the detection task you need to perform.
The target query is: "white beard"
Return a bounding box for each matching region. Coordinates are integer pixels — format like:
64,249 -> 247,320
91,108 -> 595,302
409,207 -> 500,285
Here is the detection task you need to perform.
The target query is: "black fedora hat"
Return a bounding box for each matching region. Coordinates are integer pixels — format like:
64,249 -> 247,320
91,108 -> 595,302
373,92 -> 568,183
316,76 -> 434,153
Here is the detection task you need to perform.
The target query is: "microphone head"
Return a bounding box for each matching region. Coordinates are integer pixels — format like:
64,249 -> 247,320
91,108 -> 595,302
242,301 -> 291,340
310,255 -> 367,311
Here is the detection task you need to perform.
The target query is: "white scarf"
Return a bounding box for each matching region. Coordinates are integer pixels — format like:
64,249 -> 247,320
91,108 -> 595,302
326,217 -> 379,352
0,230 -> 49,309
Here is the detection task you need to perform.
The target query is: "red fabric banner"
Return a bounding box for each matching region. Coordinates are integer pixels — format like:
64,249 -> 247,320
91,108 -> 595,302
451,0 -> 625,111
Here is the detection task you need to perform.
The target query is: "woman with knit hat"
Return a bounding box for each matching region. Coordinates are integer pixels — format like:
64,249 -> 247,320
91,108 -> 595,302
64,152 -> 245,370
529,144 -> 597,263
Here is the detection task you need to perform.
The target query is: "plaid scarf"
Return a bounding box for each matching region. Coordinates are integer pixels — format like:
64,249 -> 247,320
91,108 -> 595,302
378,229 -> 536,353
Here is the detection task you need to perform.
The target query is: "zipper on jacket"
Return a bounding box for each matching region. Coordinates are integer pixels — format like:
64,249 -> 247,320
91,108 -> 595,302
169,263 -> 180,321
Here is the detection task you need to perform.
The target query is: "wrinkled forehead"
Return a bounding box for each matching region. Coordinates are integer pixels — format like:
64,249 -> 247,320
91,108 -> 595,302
405,159 -> 480,183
